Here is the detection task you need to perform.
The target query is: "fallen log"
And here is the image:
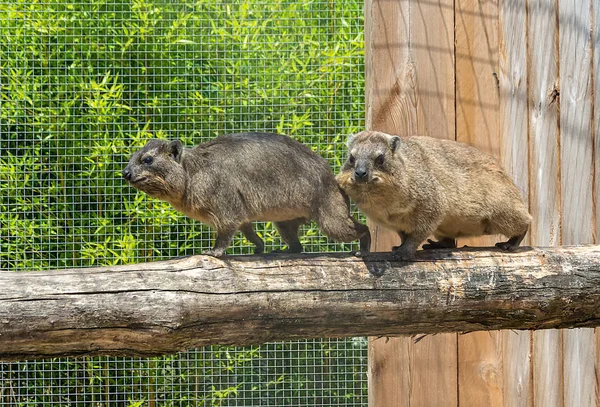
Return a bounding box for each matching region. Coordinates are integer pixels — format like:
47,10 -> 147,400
1,245 -> 600,361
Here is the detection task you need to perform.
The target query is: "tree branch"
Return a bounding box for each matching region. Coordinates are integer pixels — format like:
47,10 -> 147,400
2,245 -> 600,361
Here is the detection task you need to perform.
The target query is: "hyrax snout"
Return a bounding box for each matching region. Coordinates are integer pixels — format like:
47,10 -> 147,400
337,130 -> 532,260
123,132 -> 370,257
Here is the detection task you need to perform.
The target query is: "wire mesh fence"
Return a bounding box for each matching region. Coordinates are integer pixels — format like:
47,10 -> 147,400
0,0 -> 367,404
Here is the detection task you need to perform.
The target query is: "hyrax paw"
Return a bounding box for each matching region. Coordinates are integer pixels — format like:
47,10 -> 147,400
202,249 -> 225,257
422,238 -> 457,250
495,241 -> 518,252
421,239 -> 438,250
353,249 -> 368,258
391,247 -> 416,261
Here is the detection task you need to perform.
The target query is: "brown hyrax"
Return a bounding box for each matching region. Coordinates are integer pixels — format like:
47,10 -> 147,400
337,130 -> 531,260
122,132 -> 370,257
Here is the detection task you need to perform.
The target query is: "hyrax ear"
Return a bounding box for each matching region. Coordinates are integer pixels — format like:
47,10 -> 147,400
346,131 -> 365,149
389,136 -> 401,153
168,140 -> 184,162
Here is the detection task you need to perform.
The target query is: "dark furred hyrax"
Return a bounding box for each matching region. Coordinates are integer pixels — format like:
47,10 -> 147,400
337,130 -> 532,260
122,132 -> 370,257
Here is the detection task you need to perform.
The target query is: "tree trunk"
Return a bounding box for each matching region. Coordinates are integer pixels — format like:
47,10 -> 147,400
2,245 -> 600,361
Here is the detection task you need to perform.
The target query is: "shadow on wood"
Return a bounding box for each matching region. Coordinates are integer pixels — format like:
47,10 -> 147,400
2,245 -> 600,361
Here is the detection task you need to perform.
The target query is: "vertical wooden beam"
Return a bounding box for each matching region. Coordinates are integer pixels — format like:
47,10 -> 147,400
365,0 -> 457,405
594,0 -> 600,403
498,0 -> 532,404
455,0 -> 533,403
558,0 -> 596,405
455,0 -> 499,155
527,0 -> 563,404
454,0 -> 505,403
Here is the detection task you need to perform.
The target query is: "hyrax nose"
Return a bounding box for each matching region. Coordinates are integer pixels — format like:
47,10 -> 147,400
122,168 -> 132,181
354,168 -> 367,180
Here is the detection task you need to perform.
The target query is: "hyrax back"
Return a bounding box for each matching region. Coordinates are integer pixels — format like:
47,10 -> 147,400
336,130 -> 531,259
122,132 -> 370,256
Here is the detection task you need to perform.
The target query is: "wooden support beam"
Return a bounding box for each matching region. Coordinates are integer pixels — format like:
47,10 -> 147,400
2,245 -> 600,361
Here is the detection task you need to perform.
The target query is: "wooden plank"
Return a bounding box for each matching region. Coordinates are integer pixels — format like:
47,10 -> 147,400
595,0 -> 600,403
563,329 -> 596,407
458,332 -> 503,407
527,0 -> 563,404
365,0 -> 454,138
559,0 -> 596,405
455,0 -> 499,155
497,0 -> 533,403
498,0 -> 528,226
364,0 -> 457,404
369,335 -> 457,407
559,0 -> 594,245
454,0 -> 505,403
455,0 -> 499,250
528,0 -> 560,248
533,330 -> 563,407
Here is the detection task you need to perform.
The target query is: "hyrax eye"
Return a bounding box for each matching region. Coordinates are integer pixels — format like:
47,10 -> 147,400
348,155 -> 355,165
143,156 -> 153,165
375,154 -> 385,166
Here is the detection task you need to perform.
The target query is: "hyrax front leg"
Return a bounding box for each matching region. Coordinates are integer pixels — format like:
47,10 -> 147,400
391,229 -> 431,260
203,227 -> 237,257
239,223 -> 264,254
274,219 -> 304,253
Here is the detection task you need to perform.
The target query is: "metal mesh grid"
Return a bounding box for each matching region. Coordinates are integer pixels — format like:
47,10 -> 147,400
1,339 -> 368,406
0,0 -> 367,405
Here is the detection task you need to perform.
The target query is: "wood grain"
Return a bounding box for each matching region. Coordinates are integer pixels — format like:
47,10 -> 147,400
4,247 -> 600,361
528,0 -> 563,404
454,0 -> 505,402
559,0 -> 596,405
458,332 -> 503,407
497,0 -> 533,403
365,0 -> 457,404
455,0 -> 499,155
595,0 -> 600,402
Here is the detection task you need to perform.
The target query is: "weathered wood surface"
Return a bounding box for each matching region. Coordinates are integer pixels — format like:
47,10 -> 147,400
559,1 -> 596,406
364,0 -> 458,403
2,246 -> 600,362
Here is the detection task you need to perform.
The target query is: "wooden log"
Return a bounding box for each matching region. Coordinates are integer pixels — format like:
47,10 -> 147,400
2,245 -> 600,361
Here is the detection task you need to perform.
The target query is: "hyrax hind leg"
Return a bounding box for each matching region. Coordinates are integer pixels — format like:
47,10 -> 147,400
489,205 -> 531,252
239,223 -> 264,254
274,218 -> 306,253
495,231 -> 527,251
314,189 -> 370,254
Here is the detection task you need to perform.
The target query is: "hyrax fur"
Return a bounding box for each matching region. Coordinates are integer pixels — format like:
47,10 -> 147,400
337,130 -> 531,260
123,132 -> 370,257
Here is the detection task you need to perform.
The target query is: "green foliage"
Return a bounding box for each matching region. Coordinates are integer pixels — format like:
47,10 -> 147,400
1,340 -> 368,406
0,0 -> 367,404
0,0 -> 365,270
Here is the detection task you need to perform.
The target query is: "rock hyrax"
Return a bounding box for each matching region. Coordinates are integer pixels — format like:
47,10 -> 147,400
123,132 -> 370,257
337,130 -> 531,260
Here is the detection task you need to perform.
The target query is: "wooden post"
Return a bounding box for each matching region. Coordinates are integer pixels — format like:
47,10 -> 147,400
364,0 -> 457,405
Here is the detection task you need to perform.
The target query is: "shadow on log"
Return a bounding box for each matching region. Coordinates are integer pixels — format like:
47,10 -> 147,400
2,245 -> 600,361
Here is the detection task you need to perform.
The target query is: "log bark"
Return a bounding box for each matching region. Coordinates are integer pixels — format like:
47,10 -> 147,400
2,245 -> 600,361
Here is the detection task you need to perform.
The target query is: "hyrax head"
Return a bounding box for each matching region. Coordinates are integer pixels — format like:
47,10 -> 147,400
122,139 -> 186,202
339,130 -> 400,185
